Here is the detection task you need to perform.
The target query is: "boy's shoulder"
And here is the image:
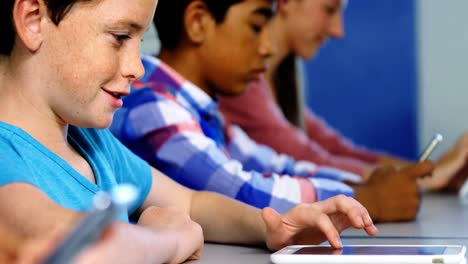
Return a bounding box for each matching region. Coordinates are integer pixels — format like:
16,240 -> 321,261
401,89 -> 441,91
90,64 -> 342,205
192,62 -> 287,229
113,82 -> 202,142
129,54 -> 188,107
139,54 -> 187,89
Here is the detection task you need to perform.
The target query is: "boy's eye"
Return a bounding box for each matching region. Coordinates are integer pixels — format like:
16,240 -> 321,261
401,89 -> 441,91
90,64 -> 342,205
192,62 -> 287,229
323,5 -> 338,15
251,24 -> 262,33
113,34 -> 131,44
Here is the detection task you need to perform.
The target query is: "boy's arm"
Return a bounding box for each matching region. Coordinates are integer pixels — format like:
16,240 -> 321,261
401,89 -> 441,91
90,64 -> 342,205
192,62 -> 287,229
134,118 -> 357,211
0,183 -> 198,263
0,183 -> 79,238
0,220 -> 21,261
219,83 -> 371,178
143,168 -> 378,250
112,92 -> 355,212
140,169 -> 266,245
227,125 -> 362,183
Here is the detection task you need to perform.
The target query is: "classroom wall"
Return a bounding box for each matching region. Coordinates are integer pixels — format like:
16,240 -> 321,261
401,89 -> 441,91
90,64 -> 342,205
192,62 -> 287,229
304,0 -> 418,159
417,0 -> 468,158
142,24 -> 160,55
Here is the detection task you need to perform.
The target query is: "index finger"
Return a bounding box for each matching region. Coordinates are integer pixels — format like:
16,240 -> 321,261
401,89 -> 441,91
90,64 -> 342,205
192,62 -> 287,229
400,161 -> 434,179
314,214 -> 343,249
318,195 -> 375,231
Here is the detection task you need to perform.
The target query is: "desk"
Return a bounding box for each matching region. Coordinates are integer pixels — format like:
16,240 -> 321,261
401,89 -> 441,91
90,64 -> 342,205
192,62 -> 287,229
343,193 -> 468,238
189,238 -> 468,264
188,194 -> 468,263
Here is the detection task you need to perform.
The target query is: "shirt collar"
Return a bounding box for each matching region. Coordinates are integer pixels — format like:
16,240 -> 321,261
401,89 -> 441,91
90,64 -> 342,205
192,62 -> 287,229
144,55 -> 219,118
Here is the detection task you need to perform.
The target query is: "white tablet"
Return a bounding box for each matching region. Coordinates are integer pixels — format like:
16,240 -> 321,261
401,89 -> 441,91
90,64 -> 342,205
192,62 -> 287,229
271,245 -> 466,264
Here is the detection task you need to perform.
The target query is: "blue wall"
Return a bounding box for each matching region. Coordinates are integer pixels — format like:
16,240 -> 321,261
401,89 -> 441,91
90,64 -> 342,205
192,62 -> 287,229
305,0 -> 418,159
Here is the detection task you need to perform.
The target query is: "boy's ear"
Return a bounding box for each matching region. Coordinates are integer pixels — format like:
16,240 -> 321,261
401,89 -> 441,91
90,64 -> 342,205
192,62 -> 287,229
183,0 -> 214,45
13,0 -> 47,52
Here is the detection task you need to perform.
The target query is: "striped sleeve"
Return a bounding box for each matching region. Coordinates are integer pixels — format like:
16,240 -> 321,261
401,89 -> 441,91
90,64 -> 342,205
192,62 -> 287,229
226,125 -> 361,183
111,88 -> 353,213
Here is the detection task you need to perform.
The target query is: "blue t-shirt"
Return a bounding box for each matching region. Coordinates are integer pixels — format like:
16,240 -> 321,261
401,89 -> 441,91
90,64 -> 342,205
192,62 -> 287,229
0,122 -> 152,222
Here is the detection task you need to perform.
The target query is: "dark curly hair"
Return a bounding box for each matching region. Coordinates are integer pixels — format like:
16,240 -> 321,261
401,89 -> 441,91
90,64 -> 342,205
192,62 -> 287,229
154,0 -> 243,50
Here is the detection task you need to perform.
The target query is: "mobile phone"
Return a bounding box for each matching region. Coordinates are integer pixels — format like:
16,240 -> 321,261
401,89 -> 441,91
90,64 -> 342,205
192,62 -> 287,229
271,245 -> 466,264
419,133 -> 443,162
42,184 -> 138,264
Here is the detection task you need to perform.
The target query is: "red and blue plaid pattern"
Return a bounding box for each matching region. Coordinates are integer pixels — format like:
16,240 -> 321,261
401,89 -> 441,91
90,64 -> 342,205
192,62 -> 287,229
110,54 -> 358,213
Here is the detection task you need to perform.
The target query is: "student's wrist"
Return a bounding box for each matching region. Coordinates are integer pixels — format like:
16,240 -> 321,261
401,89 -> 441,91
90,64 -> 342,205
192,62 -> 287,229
145,230 -> 178,263
118,223 -> 178,263
258,210 -> 268,246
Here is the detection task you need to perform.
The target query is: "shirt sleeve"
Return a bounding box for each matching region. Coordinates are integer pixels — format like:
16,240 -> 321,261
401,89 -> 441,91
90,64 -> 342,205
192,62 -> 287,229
110,88 -> 354,214
0,154 -> 35,187
219,81 -> 372,177
304,108 -> 381,164
226,125 -> 361,184
96,129 -> 153,215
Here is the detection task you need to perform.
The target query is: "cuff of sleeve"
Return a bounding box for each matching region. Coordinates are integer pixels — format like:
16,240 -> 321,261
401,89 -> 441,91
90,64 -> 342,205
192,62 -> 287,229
309,178 -> 354,201
130,165 -> 153,215
296,177 -> 317,203
313,167 -> 362,183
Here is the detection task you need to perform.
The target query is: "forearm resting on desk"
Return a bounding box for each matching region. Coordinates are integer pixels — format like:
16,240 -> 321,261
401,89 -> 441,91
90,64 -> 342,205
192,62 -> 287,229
190,191 -> 266,246
189,191 -> 378,251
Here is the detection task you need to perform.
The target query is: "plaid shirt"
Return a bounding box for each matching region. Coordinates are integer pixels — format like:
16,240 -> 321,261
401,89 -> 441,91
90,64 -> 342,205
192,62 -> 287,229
110,54 -> 358,213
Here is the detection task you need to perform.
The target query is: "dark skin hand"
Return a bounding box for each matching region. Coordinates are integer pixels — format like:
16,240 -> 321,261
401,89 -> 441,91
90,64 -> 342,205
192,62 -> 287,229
354,161 -> 434,222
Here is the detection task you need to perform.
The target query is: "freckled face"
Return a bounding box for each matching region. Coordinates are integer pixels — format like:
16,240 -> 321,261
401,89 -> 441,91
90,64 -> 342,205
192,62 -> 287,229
39,0 -> 157,128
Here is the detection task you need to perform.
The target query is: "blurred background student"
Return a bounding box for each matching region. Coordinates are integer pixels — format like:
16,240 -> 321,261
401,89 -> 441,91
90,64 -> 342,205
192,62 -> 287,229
218,0 -> 468,191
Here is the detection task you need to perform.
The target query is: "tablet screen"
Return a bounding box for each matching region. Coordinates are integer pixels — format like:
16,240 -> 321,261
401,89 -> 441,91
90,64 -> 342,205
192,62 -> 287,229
294,246 -> 446,255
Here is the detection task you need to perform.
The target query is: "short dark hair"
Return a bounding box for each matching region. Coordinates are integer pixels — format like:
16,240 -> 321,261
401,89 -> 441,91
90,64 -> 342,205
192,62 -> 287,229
154,0 -> 243,50
1,0 -> 87,56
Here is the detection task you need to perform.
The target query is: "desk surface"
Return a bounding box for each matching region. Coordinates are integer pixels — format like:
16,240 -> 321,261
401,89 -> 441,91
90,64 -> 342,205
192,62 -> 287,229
190,238 -> 468,264
189,193 -> 468,263
343,193 -> 468,238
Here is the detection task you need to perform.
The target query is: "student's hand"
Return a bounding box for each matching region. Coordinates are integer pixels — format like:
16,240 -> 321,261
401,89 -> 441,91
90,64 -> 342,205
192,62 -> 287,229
377,155 -> 412,169
138,206 -> 204,263
439,160 -> 468,192
420,133 -> 468,192
354,161 -> 434,222
261,195 -> 378,251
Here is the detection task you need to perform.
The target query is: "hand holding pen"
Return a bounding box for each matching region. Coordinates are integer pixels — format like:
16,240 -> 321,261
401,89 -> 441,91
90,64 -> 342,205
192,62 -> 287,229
419,133 -> 443,162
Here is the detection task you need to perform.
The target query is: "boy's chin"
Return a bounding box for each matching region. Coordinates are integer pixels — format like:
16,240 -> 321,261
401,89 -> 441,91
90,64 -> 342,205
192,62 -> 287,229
83,117 -> 114,130
215,86 -> 248,97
